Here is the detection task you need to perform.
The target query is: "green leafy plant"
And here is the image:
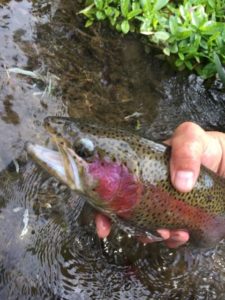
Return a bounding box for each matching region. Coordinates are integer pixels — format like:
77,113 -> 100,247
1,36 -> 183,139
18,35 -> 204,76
80,0 -> 225,81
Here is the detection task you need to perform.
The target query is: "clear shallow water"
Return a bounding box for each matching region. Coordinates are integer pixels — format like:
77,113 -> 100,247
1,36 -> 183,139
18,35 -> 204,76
1,1 -> 225,299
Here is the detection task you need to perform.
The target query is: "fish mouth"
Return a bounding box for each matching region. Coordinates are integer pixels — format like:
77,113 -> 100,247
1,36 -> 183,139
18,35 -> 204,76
25,141 -> 84,191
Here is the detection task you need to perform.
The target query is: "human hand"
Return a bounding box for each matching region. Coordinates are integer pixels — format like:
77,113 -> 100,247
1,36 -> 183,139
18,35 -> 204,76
95,122 -> 225,248
167,122 -> 225,192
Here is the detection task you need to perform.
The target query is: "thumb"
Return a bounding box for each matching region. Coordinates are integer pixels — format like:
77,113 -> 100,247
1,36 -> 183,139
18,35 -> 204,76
168,122 -> 206,193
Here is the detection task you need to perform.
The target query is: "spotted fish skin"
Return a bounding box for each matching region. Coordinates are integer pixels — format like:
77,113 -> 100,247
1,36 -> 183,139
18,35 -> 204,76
30,117 -> 225,247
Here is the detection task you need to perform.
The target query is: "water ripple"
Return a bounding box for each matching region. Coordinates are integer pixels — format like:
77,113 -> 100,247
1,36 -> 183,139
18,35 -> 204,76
2,158 -> 225,299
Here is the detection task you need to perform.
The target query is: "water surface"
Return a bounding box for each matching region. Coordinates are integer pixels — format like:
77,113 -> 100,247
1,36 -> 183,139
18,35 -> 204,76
1,1 -> 225,299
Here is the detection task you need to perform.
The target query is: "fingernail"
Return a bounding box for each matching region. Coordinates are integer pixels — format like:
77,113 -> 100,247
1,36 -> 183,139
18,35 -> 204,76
174,171 -> 194,192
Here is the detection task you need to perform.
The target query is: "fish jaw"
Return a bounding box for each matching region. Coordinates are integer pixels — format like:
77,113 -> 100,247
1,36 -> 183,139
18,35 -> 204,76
25,142 -> 84,191
26,141 -> 143,216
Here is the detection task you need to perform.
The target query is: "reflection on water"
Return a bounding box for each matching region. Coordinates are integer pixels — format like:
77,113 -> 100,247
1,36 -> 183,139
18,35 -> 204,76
2,157 -> 225,299
0,0 -> 66,171
2,94 -> 20,124
147,75 -> 225,140
1,0 -> 225,299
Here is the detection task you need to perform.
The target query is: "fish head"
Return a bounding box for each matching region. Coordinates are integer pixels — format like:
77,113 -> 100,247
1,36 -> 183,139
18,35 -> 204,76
26,117 -> 143,216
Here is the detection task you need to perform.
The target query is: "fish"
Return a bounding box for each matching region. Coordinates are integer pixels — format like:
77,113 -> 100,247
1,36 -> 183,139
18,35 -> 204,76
26,117 -> 225,247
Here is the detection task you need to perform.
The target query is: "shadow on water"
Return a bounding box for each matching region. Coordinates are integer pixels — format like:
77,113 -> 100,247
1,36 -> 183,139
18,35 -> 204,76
1,0 -> 225,299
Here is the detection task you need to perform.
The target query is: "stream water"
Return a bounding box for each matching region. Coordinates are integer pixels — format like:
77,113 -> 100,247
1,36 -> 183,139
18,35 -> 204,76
1,1 -> 225,299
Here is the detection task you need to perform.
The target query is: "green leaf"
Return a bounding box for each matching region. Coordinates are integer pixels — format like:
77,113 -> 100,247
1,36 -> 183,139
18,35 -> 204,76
120,0 -> 130,17
169,16 -> 178,35
199,62 -> 216,78
175,59 -> 185,68
85,19 -> 94,27
168,43 -> 178,53
127,9 -> 142,20
105,7 -> 114,17
141,0 -> 152,13
163,47 -> 170,56
116,23 -> 121,32
154,0 -> 169,11
208,0 -> 215,8
195,55 -> 201,63
96,11 -> 106,20
184,60 -> 193,70
79,4 -> 95,17
200,21 -> 224,35
214,52 -> 225,84
81,0 -> 225,81
154,31 -> 169,41
121,20 -> 130,34
140,19 -> 152,34
178,52 -> 184,61
175,28 -> 193,40
179,5 -> 185,20
132,2 -> 140,10
112,9 -> 120,23
94,0 -> 104,10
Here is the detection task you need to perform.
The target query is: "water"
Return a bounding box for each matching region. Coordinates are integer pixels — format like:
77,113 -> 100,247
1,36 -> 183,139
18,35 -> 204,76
1,0 -> 225,299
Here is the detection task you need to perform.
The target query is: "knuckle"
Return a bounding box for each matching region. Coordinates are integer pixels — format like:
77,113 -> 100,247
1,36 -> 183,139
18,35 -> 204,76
175,122 -> 201,139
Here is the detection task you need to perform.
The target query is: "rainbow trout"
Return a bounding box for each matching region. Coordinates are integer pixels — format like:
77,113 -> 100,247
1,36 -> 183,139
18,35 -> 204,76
26,117 -> 225,247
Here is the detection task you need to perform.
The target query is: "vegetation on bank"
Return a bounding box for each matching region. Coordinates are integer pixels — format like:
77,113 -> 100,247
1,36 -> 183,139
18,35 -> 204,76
80,0 -> 225,82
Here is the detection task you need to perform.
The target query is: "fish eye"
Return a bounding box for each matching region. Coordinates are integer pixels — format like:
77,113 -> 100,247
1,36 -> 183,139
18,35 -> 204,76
73,138 -> 95,159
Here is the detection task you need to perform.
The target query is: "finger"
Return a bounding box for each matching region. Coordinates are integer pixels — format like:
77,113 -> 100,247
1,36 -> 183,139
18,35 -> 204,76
164,230 -> 189,248
169,122 -> 207,192
137,229 -> 170,244
157,228 -> 170,240
95,213 -> 111,238
140,229 -> 189,248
